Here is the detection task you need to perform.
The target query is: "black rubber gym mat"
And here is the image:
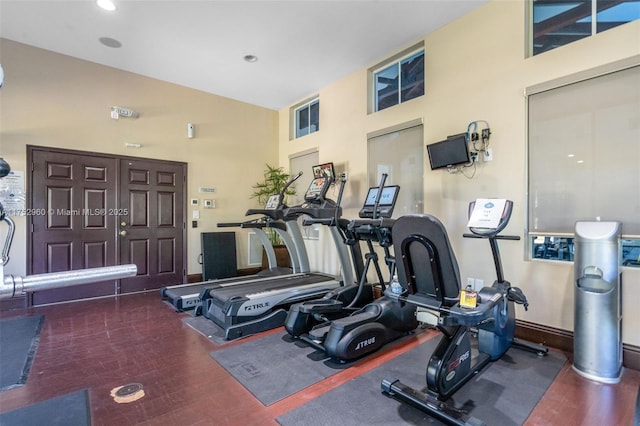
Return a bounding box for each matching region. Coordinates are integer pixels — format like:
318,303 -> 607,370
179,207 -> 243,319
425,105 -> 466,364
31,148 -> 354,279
0,315 -> 44,391
276,338 -> 567,426
209,331 -> 353,406
0,389 -> 90,426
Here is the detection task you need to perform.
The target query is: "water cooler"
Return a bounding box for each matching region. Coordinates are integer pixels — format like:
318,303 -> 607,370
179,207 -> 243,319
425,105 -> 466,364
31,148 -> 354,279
573,221 -> 623,383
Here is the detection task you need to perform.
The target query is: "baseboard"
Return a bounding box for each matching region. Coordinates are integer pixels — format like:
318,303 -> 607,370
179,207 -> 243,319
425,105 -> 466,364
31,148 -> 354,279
187,274 -> 203,283
516,319 -> 640,371
0,295 -> 27,312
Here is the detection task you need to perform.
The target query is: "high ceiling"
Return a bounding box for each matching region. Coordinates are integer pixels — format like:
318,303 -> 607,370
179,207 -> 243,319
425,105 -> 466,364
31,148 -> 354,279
0,0 -> 488,110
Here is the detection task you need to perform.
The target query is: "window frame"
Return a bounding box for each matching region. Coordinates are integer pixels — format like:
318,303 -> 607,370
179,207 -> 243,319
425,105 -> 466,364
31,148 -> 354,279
527,0 -> 640,57
292,97 -> 320,140
368,43 -> 425,114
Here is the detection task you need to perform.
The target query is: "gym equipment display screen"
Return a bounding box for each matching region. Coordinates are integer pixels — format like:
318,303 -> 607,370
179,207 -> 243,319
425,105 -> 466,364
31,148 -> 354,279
360,185 -> 400,218
426,133 -> 470,170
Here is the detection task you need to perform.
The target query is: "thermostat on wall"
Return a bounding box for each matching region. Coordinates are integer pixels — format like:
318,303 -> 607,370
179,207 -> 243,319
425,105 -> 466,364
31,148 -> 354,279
203,199 -> 215,209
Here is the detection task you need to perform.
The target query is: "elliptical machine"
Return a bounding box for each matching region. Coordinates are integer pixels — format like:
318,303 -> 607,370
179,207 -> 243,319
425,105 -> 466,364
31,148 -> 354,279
381,199 -> 547,426
285,173 -> 396,336
285,174 -> 419,362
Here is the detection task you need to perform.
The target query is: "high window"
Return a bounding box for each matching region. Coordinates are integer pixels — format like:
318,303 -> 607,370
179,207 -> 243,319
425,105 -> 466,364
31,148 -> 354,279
372,49 -> 424,112
294,98 -> 319,139
530,0 -> 639,56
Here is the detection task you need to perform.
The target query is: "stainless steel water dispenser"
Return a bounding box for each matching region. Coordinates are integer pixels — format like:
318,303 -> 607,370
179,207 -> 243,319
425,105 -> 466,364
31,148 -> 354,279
573,221 -> 623,383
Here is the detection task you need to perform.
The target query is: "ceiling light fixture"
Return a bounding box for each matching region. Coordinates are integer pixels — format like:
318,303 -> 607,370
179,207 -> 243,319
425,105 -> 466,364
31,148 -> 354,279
97,0 -> 116,11
244,55 -> 258,63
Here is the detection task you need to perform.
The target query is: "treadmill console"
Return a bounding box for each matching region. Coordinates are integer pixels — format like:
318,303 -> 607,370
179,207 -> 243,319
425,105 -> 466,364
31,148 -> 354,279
305,178 -> 329,202
359,185 -> 400,219
304,162 -> 335,203
265,194 -> 281,210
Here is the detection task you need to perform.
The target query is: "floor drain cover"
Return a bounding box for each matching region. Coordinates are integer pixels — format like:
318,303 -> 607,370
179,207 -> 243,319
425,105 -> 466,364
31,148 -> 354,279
115,383 -> 143,397
110,383 -> 145,403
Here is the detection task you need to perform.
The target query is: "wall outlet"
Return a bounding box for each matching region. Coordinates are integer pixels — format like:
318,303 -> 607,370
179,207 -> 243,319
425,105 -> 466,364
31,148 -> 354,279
483,148 -> 493,162
467,277 -> 475,289
475,278 -> 484,289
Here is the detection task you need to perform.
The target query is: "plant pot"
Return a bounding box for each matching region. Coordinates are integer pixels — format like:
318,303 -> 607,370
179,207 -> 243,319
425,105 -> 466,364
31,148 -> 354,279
261,245 -> 292,270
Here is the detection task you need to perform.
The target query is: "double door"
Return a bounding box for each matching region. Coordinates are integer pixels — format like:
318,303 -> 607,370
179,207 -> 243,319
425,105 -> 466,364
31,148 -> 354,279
28,147 -> 186,305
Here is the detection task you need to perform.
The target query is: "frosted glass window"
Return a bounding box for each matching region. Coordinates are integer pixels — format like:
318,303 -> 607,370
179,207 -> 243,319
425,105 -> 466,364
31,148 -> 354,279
367,123 -> 424,217
527,64 -> 640,237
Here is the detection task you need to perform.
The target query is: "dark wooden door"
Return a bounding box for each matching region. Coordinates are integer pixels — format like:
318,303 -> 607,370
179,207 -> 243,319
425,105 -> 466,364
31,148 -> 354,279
29,147 -> 187,304
118,158 -> 186,293
30,150 -> 119,304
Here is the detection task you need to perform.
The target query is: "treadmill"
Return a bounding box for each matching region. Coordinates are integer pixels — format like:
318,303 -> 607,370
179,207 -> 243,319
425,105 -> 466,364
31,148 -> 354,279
199,164 -> 357,340
161,172 -> 309,311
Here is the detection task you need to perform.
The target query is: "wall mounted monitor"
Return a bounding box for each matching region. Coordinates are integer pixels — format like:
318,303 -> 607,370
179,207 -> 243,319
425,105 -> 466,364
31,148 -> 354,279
426,133 -> 471,170
312,162 -> 335,179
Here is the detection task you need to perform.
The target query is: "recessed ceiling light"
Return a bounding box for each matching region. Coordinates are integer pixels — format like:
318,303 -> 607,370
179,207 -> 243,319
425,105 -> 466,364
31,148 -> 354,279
97,0 -> 116,11
244,55 -> 258,63
99,37 -> 122,48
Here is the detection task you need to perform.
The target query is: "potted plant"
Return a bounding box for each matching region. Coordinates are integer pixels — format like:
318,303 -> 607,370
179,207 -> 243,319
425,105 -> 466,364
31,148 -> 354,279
250,164 -> 297,268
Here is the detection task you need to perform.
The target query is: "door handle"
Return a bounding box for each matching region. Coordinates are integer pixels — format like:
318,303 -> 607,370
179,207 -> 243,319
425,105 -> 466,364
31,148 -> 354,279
119,230 -> 128,237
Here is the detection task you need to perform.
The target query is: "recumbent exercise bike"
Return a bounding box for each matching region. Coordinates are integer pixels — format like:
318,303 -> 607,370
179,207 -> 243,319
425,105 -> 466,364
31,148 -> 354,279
381,200 -> 547,426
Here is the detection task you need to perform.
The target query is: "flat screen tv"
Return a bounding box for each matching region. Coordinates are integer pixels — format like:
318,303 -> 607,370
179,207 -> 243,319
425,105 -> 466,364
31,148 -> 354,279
426,133 -> 470,170
312,162 -> 335,179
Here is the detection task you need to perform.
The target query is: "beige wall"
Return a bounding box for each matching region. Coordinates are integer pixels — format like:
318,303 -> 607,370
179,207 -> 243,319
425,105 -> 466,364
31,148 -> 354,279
1,1 -> 638,346
0,39 -> 279,278
277,2 -> 640,345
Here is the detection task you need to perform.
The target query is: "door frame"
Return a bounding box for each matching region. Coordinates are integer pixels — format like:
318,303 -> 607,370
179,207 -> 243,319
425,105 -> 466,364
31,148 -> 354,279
26,145 -> 188,295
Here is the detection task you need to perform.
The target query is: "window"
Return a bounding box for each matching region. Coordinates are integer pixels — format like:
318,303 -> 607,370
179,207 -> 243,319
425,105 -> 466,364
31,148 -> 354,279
527,61 -> 640,267
530,0 -> 640,56
294,98 -> 319,138
367,120 -> 424,217
532,237 -> 640,266
373,49 -> 424,112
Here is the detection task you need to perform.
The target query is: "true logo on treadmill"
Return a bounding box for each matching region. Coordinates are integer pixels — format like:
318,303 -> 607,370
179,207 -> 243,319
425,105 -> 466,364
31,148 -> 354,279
244,302 -> 270,311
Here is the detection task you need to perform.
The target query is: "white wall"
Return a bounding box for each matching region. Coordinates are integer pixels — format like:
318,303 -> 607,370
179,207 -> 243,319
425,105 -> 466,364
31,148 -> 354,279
277,1 -> 640,345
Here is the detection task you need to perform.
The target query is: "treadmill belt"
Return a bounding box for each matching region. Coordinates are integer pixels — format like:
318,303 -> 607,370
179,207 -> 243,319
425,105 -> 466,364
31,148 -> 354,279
205,273 -> 337,301
162,273 -> 310,309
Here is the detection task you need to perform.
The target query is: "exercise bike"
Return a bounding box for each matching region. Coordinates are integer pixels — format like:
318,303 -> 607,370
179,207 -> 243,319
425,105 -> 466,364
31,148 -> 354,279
381,199 -> 547,426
